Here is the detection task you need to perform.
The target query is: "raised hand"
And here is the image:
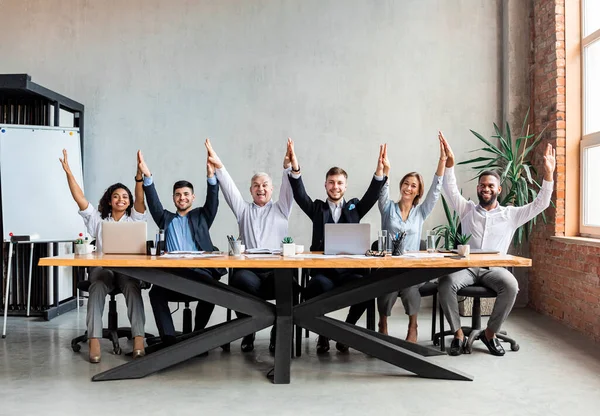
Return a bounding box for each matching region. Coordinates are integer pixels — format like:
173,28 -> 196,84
382,143 -> 390,177
283,137 -> 292,169
137,150 -> 151,177
288,138 -> 299,171
375,144 -> 385,177
439,131 -> 455,168
543,143 -> 556,181
207,160 -> 215,178
205,138 -> 224,169
59,149 -> 72,175
439,133 -> 448,162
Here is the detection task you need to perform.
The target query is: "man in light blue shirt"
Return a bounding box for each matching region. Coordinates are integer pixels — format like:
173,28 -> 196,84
139,149 -> 227,347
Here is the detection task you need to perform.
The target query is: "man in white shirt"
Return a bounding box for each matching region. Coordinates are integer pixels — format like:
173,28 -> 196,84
439,135 -> 555,356
206,138 -> 294,353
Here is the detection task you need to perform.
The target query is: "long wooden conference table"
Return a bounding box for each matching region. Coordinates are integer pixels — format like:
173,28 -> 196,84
39,252 -> 531,384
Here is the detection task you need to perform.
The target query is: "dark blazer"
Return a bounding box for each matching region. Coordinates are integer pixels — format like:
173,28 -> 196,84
143,179 -> 227,279
289,174 -> 387,252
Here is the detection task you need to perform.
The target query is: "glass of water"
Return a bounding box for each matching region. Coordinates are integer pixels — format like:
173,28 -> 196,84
426,230 -> 436,253
378,230 -> 388,252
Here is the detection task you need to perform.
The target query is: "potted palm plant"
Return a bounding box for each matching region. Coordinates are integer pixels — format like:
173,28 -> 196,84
433,195 -> 462,250
458,109 -> 550,247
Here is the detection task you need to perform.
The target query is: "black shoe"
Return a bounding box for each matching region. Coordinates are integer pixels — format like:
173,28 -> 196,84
479,332 -> 505,356
335,342 -> 349,353
268,326 -> 276,354
241,333 -> 255,353
316,336 -> 330,354
449,337 -> 467,356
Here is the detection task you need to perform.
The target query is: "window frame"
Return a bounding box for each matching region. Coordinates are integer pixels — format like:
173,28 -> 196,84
580,0 -> 600,237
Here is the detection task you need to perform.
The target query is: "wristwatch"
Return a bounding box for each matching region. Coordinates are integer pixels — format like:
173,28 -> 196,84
291,165 -> 301,173
135,176 -> 143,182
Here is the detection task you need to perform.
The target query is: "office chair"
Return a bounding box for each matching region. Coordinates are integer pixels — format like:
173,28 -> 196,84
70,268 -> 154,355
433,284 -> 520,352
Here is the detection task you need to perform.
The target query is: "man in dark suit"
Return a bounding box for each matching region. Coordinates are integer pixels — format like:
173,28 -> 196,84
287,142 -> 387,353
138,146 -> 227,346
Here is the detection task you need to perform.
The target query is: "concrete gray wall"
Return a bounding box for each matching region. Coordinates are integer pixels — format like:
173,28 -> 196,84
1,0 -> 503,252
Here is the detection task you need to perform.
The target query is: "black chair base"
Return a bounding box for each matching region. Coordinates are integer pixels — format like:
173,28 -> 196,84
433,285 -> 519,354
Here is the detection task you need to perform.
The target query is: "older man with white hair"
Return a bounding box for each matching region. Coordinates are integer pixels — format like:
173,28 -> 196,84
205,138 -> 294,353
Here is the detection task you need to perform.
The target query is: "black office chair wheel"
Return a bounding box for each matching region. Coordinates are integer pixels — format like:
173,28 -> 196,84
511,343 -> 520,352
72,343 -> 81,353
221,343 -> 231,352
433,337 -> 440,346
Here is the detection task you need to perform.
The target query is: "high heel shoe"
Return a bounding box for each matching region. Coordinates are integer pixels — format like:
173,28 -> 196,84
132,336 -> 146,359
132,349 -> 146,359
89,338 -> 101,364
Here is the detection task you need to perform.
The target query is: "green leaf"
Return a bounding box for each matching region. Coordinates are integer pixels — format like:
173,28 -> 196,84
494,122 -> 513,158
458,156 -> 495,165
469,129 -> 503,156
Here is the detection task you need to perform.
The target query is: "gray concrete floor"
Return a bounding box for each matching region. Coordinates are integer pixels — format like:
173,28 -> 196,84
1,294 -> 600,416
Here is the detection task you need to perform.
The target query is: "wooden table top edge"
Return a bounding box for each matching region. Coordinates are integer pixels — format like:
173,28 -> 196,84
38,252 -> 532,268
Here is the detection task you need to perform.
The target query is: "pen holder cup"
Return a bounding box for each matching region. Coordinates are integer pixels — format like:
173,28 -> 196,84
391,239 -> 405,256
146,240 -> 155,255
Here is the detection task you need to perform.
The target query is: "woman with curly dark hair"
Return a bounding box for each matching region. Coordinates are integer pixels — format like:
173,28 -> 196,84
60,149 -> 148,363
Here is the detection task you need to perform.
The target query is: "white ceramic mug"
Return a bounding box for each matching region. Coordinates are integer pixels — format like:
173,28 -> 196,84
75,244 -> 96,255
295,244 -> 304,254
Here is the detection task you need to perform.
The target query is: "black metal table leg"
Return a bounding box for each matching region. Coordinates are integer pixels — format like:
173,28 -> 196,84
272,268 -> 294,384
294,267 -> 473,381
90,267 -> 276,382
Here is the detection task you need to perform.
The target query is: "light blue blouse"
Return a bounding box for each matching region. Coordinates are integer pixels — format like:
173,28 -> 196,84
378,175 -> 443,251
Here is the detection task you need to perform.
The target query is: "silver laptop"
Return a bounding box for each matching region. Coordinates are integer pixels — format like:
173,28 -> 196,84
101,222 -> 147,254
324,223 -> 371,255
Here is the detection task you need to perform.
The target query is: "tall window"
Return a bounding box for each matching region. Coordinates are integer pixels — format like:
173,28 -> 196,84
581,0 -> 600,237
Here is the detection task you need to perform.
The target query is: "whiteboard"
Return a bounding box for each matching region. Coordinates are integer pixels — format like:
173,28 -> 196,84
0,125 -> 85,241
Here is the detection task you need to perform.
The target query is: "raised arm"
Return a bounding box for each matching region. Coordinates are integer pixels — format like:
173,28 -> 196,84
287,142 -> 318,218
139,151 -> 167,228
59,149 -> 88,211
356,144 -> 386,218
134,150 -> 146,214
419,135 -> 447,218
378,143 -> 391,213
512,144 -> 555,227
440,132 -> 469,216
206,138 -> 246,219
276,138 -> 294,218
203,151 -> 219,228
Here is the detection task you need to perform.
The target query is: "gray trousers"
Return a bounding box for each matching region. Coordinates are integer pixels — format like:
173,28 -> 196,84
438,267 -> 518,334
87,267 -> 146,339
378,283 -> 426,317
377,268 -> 427,317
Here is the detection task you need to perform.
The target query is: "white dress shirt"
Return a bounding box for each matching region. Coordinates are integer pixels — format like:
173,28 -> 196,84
215,166 -> 293,250
327,199 -> 344,223
443,167 -> 553,255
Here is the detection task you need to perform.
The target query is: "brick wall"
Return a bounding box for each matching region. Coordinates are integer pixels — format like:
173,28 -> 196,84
528,0 -> 600,343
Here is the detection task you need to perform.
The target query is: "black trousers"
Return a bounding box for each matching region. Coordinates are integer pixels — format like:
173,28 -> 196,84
304,268 -> 371,325
149,268 -> 217,339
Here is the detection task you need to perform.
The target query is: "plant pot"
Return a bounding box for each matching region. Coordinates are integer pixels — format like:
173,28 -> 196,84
457,244 -> 470,257
282,243 -> 296,257
74,244 -> 96,255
